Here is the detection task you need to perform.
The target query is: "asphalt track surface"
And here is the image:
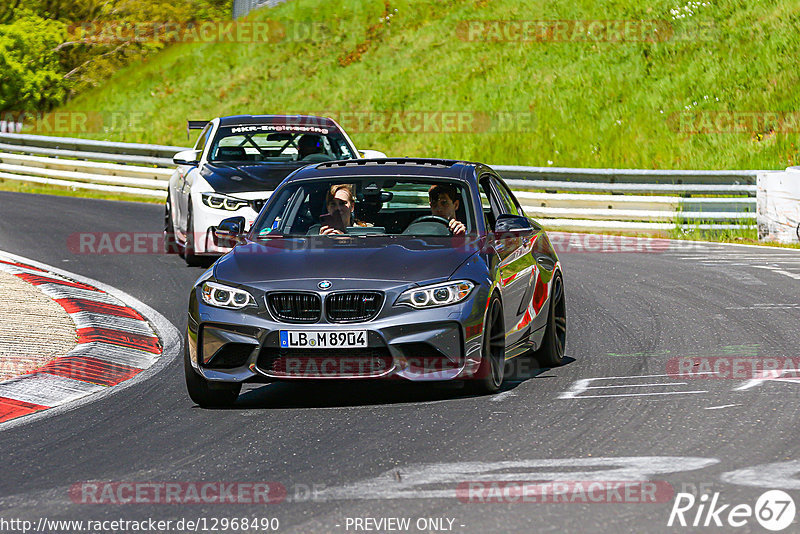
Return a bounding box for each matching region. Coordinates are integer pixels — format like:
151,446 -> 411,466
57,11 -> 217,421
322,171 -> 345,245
1,190 -> 799,533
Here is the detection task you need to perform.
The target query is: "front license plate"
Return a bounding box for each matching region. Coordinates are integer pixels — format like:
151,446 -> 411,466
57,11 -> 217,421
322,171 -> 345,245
280,330 -> 368,349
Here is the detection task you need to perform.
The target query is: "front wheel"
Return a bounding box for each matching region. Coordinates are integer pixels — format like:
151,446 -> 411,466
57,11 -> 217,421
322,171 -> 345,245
184,207 -> 204,267
184,343 -> 241,407
467,296 -> 505,394
533,272 -> 566,367
164,195 -> 180,254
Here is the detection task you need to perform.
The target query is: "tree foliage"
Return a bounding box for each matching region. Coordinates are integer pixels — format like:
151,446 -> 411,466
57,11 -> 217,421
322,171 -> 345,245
0,11 -> 68,111
0,0 -> 231,113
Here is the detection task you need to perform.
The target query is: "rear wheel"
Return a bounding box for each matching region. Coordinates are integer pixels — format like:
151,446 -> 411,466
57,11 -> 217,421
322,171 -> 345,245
534,272 -> 566,367
184,207 -> 204,267
184,343 -> 241,407
468,296 -> 505,394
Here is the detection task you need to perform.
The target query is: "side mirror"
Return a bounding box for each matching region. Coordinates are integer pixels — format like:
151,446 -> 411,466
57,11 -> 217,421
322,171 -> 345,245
173,149 -> 200,166
360,149 -> 388,159
214,217 -> 246,248
494,214 -> 533,235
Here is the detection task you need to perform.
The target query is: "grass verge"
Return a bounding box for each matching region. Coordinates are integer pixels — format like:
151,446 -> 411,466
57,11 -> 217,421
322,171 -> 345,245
0,178 -> 163,204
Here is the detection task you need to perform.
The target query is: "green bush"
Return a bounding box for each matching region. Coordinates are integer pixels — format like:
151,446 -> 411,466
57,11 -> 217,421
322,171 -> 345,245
0,11 -> 68,111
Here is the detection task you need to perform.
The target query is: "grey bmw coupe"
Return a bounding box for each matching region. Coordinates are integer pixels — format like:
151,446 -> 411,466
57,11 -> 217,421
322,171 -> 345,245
184,158 -> 566,406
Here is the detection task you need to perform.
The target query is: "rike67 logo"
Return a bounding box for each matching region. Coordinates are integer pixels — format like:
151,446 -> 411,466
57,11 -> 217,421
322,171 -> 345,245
668,490 -> 796,531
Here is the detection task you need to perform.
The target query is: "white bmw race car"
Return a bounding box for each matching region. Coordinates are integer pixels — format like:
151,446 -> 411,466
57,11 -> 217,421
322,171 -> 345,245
165,115 -> 382,265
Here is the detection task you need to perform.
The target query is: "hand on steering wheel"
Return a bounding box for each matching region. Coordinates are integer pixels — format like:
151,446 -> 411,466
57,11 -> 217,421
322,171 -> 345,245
407,215 -> 465,235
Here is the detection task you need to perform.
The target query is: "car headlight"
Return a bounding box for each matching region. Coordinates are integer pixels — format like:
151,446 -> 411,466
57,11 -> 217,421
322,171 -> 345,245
201,281 -> 256,309
201,193 -> 249,211
395,280 -> 474,309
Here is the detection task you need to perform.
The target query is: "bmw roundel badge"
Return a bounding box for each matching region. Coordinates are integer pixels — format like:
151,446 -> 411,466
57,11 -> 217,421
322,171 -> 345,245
318,280 -> 332,290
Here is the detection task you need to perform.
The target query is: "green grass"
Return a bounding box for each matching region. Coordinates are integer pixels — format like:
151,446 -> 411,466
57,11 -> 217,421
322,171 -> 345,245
670,224 -> 757,241
46,0 -> 799,169
669,226 -> 800,249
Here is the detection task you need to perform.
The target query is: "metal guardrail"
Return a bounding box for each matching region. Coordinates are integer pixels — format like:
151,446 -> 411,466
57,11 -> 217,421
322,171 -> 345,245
232,0 -> 289,19
0,133 -> 183,158
493,165 -> 765,185
0,133 -> 765,231
0,133 -> 182,167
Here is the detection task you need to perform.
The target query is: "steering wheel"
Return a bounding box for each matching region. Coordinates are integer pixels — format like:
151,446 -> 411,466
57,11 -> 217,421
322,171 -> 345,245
409,215 -> 450,227
405,215 -> 452,235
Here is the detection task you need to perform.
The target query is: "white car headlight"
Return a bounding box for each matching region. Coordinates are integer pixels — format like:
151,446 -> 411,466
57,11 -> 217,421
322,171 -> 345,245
395,280 -> 474,309
201,281 -> 255,309
201,193 -> 249,211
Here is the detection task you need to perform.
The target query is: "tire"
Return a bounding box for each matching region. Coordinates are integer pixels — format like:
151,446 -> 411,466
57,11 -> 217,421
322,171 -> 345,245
163,195 -> 180,254
468,296 -> 505,394
184,342 -> 241,407
534,272 -> 566,367
184,206 -> 204,267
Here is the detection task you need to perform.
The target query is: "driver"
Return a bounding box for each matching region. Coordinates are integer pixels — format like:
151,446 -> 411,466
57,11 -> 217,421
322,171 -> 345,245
297,134 -> 325,160
429,184 -> 466,235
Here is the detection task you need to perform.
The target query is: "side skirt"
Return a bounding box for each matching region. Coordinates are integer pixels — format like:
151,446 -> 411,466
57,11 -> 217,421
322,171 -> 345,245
504,324 -> 547,360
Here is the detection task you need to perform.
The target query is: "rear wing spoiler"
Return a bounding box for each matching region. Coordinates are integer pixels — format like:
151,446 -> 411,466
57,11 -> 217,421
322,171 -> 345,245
187,120 -> 210,139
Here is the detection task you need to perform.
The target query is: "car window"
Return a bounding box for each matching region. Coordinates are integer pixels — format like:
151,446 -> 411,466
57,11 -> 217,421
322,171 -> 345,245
209,125 -> 356,163
497,178 -> 526,217
193,123 -> 212,154
490,176 -> 522,217
251,178 -> 476,240
479,175 -> 502,230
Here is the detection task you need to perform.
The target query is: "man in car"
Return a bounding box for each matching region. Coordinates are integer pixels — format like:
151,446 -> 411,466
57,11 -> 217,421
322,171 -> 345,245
429,184 -> 466,235
297,134 -> 331,162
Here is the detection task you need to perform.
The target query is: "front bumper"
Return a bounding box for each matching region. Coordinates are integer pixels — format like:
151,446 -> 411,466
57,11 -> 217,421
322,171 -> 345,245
186,279 -> 489,382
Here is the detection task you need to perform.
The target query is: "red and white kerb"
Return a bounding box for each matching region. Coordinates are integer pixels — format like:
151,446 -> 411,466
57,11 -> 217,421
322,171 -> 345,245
0,259 -> 162,424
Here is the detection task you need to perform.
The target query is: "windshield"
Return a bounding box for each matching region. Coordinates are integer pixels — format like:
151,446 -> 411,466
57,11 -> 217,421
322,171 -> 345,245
251,177 -> 477,239
208,124 -> 356,163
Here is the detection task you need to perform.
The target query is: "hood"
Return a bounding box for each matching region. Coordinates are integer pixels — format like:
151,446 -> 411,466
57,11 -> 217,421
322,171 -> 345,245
213,235 -> 483,286
200,162 -> 305,194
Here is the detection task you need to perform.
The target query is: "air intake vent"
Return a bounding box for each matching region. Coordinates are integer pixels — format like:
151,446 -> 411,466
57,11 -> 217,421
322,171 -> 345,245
257,347 -> 393,377
325,292 -> 383,322
266,292 -> 321,323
